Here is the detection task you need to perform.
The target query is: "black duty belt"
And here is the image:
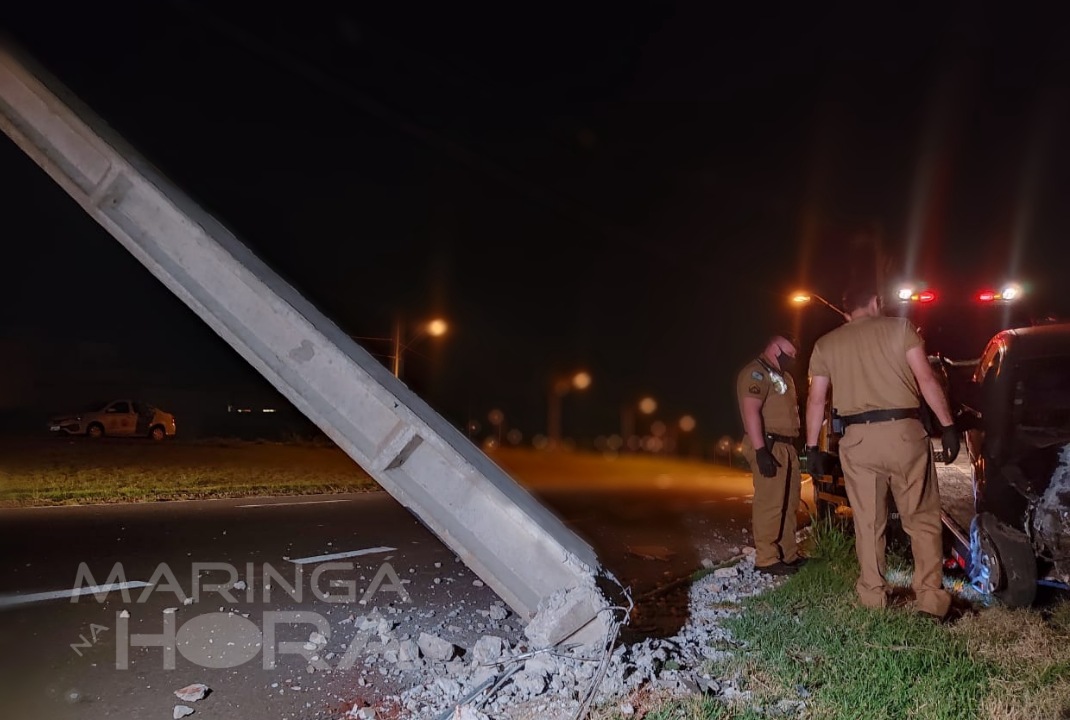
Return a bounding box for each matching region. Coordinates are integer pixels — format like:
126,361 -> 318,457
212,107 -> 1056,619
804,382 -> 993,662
841,408 -> 919,426
764,432 -> 797,445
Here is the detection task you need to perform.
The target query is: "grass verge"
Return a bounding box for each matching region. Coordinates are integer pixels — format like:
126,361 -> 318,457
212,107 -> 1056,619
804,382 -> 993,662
0,437 -> 377,506
606,520 -> 1070,719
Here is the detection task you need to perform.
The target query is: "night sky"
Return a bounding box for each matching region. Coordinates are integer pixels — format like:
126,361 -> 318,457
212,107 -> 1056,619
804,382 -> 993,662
2,2 -> 1068,446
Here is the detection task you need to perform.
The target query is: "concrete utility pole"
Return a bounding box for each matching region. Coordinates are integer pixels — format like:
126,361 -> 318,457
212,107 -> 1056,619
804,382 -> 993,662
0,41 -> 611,649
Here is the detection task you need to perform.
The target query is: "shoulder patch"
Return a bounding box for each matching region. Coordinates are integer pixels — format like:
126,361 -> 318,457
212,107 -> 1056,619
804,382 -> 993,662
748,384 -> 761,395
751,370 -> 764,381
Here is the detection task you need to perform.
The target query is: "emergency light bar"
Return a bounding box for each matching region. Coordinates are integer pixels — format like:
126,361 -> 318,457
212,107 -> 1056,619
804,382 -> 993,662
895,286 -> 937,304
977,284 -> 1023,303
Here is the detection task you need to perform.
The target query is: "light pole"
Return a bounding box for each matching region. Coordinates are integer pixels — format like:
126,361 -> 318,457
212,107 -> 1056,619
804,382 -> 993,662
547,370 -> 591,448
716,435 -> 732,466
351,316 -> 448,379
790,291 -> 850,321
620,396 -> 657,451
392,316 -> 448,378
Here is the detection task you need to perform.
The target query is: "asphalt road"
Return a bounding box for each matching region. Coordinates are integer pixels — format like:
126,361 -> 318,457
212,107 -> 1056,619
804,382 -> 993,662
0,451 -> 807,719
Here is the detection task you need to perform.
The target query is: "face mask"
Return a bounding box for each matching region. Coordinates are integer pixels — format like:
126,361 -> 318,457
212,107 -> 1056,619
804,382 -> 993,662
776,351 -> 795,374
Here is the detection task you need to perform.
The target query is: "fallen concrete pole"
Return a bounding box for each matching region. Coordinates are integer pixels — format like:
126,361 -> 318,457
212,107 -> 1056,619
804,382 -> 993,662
0,41 -> 610,648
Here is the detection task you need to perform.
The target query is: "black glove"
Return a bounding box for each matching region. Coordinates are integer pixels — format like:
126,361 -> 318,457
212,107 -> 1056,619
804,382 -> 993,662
804,445 -> 827,477
755,446 -> 780,477
941,424 -> 961,465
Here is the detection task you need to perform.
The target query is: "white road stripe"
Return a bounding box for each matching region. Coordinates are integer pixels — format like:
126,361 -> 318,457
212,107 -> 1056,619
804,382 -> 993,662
237,499 -> 356,508
0,581 -> 152,609
287,547 -> 396,565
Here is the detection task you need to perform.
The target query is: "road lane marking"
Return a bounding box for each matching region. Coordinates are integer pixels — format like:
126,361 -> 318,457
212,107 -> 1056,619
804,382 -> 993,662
237,499 -> 356,508
0,581 -> 151,610
287,547 -> 396,565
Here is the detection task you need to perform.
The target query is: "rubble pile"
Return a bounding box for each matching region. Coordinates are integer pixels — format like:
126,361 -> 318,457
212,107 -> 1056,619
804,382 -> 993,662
339,548 -> 795,719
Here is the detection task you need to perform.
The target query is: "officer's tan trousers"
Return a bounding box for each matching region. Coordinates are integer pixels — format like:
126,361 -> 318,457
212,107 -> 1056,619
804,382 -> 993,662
743,440 -> 801,567
838,418 -> 951,617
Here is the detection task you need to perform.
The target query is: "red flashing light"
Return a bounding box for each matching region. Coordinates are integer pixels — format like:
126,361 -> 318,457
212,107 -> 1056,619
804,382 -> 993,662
978,290 -> 996,302
918,290 -> 936,303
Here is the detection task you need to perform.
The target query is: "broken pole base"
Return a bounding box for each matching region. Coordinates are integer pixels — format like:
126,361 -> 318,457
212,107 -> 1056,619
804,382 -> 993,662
524,584 -> 613,650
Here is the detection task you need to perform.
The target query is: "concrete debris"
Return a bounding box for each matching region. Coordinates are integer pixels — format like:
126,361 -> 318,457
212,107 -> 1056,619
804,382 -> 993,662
399,639 -> 421,663
523,584 -> 605,649
352,546 -> 804,720
418,632 -> 456,661
173,683 -> 209,702
487,603 -> 508,621
173,705 -> 195,719
471,635 -> 504,665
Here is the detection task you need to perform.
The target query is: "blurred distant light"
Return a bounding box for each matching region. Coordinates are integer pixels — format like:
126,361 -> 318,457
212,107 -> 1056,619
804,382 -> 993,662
638,397 -> 657,415
468,420 -> 482,434
978,290 -> 996,303
679,414 -> 696,432
488,408 -> 504,426
572,371 -> 592,390
482,437 -> 498,451
506,429 -> 522,446
790,292 -> 812,305
650,420 -> 667,438
606,434 -> 624,451
532,434 -> 549,450
593,435 -> 607,451
917,290 -> 936,304
897,287 -> 914,301
1001,284 -> 1022,301
427,318 -> 448,337
262,408 -> 277,413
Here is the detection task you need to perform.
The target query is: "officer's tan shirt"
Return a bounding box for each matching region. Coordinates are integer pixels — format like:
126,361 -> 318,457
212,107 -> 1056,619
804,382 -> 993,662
736,359 -> 800,437
808,315 -> 924,416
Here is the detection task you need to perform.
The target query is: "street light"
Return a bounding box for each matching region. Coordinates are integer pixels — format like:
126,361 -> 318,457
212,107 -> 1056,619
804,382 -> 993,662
790,291 -> 850,321
352,316 -> 449,379
716,435 -> 733,466
547,370 -> 592,448
620,396 -> 657,450
391,316 -> 448,378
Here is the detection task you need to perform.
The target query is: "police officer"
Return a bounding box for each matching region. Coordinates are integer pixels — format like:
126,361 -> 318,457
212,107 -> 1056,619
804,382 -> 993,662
804,286 -> 960,620
736,335 -> 804,575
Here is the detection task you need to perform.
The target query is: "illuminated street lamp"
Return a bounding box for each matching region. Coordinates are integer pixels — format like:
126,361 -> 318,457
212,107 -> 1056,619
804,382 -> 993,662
620,396 -> 657,448
547,370 -> 592,447
352,316 -> 449,379
716,435 -> 733,466
790,291 -> 850,321
392,317 -> 449,378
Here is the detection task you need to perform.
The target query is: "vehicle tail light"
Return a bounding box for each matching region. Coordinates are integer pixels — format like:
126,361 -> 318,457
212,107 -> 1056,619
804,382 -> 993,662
918,290 -> 936,303
978,290 -> 996,302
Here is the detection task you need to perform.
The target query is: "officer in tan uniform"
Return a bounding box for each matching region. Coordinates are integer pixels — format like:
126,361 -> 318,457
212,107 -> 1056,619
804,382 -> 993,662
804,286 -> 960,620
736,335 -> 804,575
